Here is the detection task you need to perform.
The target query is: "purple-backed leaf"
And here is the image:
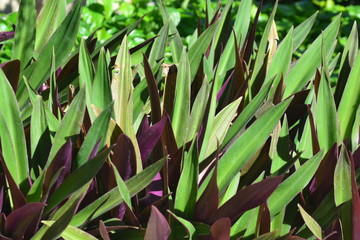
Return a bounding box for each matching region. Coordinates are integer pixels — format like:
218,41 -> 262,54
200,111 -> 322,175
137,117 -> 167,164
0,152 -> 26,209
0,186 -> 3,213
5,202 -> 45,239
1,60 -> 20,92
259,203 -> 271,235
99,220 -> 110,240
168,147 -> 183,192
209,176 -> 283,223
285,89 -> 310,127
0,31 -> 14,42
162,112 -> 179,156
89,140 -> 101,160
111,134 -> 136,181
43,139 -> 72,199
310,143 -> 338,205
140,173 -> 163,208
163,66 -> 177,120
137,115 -> 150,136
216,71 -> 234,102
0,234 -> 11,240
143,54 -> 162,123
354,147 -> 360,168
195,162 -> 219,223
210,217 -> 231,240
243,0 -> 263,64
307,106 -> 321,155
130,36 -> 157,55
144,206 -> 171,240
138,194 -> 171,224
350,151 -> 360,238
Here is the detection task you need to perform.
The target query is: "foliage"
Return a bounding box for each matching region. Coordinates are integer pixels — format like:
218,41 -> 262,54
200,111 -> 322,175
0,0 -> 359,239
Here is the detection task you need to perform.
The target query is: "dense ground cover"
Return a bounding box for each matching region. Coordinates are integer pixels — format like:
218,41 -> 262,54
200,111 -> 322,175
0,0 -> 359,239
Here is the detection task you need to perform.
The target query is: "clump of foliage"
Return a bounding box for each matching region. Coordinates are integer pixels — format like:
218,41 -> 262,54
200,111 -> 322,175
0,0 -> 359,239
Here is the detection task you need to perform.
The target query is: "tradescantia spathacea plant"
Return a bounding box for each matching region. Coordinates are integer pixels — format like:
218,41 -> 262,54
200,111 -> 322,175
0,0 -> 359,239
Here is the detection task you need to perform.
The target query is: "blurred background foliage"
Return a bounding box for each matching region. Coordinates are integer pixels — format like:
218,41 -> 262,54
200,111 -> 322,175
0,0 -> 359,64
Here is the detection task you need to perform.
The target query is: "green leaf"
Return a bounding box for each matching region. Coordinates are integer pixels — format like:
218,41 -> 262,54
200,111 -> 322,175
172,49 -> 191,147
338,51 -> 360,142
219,172 -> 240,206
216,0 -> 251,77
42,221 -> 98,240
221,79 -> 273,149
0,69 -> 29,190
292,11 -> 318,52
270,116 -> 290,174
110,161 -> 132,209
45,147 -> 112,214
92,48 -> 112,110
112,36 -> 142,172
71,157 -> 166,227
12,0 -> 36,70
334,145 -> 352,206
205,97 -> 242,158
175,140 -> 198,218
35,0 -> 66,54
268,151 -> 323,217
217,97 -> 292,193
266,27 -> 293,85
158,1 -> 183,63
79,39 -> 95,121
186,77 -> 210,142
17,0 -> 82,107
188,21 -> 219,81
298,204 -> 323,239
249,1 -> 278,95
46,88 -> 86,167
148,22 -> 170,69
74,103 -> 113,169
316,69 -> 338,152
30,95 -> 51,169
283,14 -> 340,98
168,211 -> 196,240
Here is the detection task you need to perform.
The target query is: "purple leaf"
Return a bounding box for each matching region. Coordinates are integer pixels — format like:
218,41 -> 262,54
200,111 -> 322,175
5,203 -> 45,240
140,173 -> 163,208
216,71 -> 234,102
43,139 -> 72,200
1,60 -> 20,92
195,163 -> 219,223
209,176 -> 283,223
210,217 -> 231,240
310,143 -> 338,205
0,152 -> 26,209
99,220 -> 110,240
143,53 -> 162,123
144,206 -> 171,240
354,147 -> 360,169
111,134 -> 136,181
0,31 -> 14,42
350,151 -> 360,238
137,117 -> 167,165
259,203 -> 271,235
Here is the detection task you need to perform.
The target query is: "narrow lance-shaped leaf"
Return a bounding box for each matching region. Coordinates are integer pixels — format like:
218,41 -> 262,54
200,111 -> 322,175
45,88 -> 86,167
292,11 -> 318,52
35,0 -> 66,54
268,151 -> 324,217
45,147 -> 112,213
144,206 -> 171,240
112,35 -> 142,172
12,0 -> 36,70
109,161 -> 132,209
79,39 -> 95,121
298,204 -> 323,239
0,69 -> 29,190
172,49 -> 191,147
70,157 -> 167,227
74,103 -> 113,168
42,221 -> 98,240
338,50 -> 360,142
283,15 -> 340,98
92,48 -> 112,110
334,145 -> 352,206
175,139 -> 198,219
217,97 -> 292,193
